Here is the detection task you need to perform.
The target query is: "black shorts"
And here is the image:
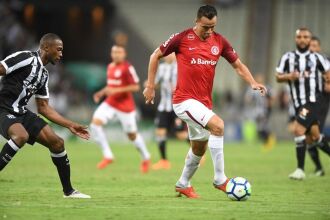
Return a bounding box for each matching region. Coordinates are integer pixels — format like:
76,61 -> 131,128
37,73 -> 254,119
0,108 -> 47,145
295,102 -> 319,129
155,111 -> 185,131
316,93 -> 330,130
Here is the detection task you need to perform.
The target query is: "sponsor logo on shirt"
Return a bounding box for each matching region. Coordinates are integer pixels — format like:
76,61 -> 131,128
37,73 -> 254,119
162,33 -> 179,47
190,58 -> 217,66
211,46 -> 219,55
6,114 -> 16,119
107,79 -> 122,85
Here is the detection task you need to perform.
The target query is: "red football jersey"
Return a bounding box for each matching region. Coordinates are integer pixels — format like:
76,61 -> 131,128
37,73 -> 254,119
104,61 -> 139,112
159,28 -> 238,109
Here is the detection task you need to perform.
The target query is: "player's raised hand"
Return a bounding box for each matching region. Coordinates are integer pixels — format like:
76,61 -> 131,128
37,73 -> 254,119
143,87 -> 155,104
68,123 -> 90,140
251,82 -> 267,96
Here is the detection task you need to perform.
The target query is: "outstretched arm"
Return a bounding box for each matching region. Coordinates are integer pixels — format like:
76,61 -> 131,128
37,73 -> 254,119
323,70 -> 330,93
143,48 -> 164,104
35,98 -> 90,140
93,84 -> 140,103
231,59 -> 267,96
276,71 -> 299,83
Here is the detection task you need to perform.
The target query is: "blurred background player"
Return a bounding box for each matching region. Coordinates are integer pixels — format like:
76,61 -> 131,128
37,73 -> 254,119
143,5 -> 266,198
305,36 -> 330,176
90,45 -> 151,173
244,73 -> 276,151
276,28 -> 330,180
152,53 -> 188,170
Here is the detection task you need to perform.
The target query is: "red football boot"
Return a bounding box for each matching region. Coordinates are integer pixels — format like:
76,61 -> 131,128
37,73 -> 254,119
175,186 -> 200,199
97,158 -> 113,169
213,178 -> 230,193
140,159 -> 151,173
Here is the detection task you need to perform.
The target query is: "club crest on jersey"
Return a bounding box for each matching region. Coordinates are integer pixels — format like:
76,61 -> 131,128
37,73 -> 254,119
211,46 -> 219,55
187,33 -> 195,40
114,69 -> 122,77
299,108 -> 309,120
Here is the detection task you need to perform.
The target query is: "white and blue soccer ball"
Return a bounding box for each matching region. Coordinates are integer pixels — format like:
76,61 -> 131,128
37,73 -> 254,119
226,177 -> 251,201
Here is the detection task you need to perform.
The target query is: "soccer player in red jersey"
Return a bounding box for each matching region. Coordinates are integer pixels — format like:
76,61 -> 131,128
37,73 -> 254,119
91,45 -> 151,173
143,5 -> 267,198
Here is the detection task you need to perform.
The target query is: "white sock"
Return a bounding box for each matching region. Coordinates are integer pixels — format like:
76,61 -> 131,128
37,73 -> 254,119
176,148 -> 202,188
208,135 -> 227,185
90,124 -> 114,159
132,134 -> 150,160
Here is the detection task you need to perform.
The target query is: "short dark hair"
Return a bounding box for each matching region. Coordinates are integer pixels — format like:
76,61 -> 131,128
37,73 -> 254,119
311,36 -> 321,44
197,5 -> 217,20
40,33 -> 61,47
296,27 -> 312,35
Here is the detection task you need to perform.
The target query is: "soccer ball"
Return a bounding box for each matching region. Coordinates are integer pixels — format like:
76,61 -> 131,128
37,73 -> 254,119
226,177 -> 251,201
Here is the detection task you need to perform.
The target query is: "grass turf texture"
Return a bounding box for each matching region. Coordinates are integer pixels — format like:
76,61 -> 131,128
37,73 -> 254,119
0,140 -> 329,220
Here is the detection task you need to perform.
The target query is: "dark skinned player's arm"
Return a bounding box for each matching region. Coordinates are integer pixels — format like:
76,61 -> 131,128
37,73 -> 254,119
323,70 -> 330,93
36,98 -> 76,128
35,98 -> 89,139
0,64 -> 6,76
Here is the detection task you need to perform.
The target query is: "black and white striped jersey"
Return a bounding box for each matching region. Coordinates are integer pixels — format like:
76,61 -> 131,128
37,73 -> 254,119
155,61 -> 177,112
276,50 -> 330,109
0,50 -> 49,114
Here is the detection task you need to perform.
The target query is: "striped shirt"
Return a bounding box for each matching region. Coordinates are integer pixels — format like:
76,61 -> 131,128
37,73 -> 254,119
276,50 -> 330,109
155,61 -> 177,112
0,50 -> 49,114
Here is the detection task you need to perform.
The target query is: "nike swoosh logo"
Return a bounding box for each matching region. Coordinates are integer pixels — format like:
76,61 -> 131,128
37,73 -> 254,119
189,47 -> 196,50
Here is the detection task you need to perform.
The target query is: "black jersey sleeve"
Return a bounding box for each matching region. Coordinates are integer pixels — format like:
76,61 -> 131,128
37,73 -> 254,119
0,51 -> 34,75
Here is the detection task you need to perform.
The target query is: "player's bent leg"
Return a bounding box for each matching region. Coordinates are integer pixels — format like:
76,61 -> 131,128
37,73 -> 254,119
0,123 -> 29,171
36,125 -> 90,198
306,129 -> 324,175
90,118 -> 114,169
205,115 -> 229,192
309,124 -> 330,157
289,121 -> 307,180
153,128 -> 171,170
175,140 -> 206,198
127,132 -> 151,173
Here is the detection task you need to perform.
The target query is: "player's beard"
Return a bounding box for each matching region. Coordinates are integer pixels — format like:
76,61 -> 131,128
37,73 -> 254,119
296,43 -> 309,53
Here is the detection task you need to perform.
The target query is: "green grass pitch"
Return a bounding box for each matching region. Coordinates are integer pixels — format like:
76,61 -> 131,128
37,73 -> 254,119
0,139 -> 329,220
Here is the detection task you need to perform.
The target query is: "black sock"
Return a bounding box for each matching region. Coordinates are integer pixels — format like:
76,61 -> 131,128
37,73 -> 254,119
294,136 -> 306,170
307,145 -> 322,171
51,151 -> 74,195
0,140 -> 20,171
158,140 -> 166,160
317,136 -> 330,156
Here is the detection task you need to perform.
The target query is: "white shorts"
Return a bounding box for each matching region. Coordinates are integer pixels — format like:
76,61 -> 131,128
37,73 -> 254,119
93,102 -> 137,133
173,99 -> 215,141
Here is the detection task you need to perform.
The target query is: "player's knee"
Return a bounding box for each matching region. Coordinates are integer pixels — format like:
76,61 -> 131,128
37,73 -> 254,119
127,133 -> 136,141
293,128 -> 304,137
91,118 -> 104,126
52,137 -> 65,153
11,131 -> 29,147
209,120 -> 224,136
